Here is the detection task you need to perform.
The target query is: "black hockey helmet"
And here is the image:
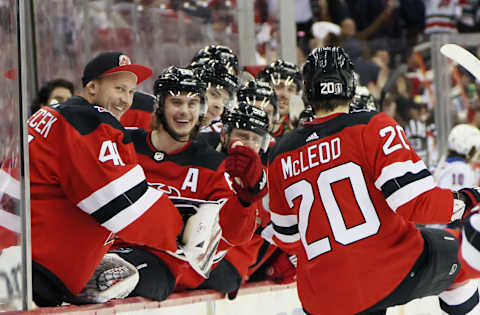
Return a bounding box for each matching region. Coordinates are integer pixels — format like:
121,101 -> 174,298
153,66 -> 207,141
349,86 -> 377,113
222,101 -> 270,137
257,59 -> 302,92
191,44 -> 239,75
236,80 -> 278,121
302,47 -> 356,103
190,59 -> 238,97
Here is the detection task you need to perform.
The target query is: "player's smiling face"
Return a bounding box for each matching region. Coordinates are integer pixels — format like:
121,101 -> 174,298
205,86 -> 230,124
163,92 -> 201,141
272,78 -> 297,117
94,71 -> 137,120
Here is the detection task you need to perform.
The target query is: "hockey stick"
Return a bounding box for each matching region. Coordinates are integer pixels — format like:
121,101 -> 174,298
440,44 -> 480,81
379,64 -> 408,111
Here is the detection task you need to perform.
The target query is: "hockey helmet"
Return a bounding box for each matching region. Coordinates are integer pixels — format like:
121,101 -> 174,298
153,66 -> 207,141
191,44 -> 239,75
190,59 -> 238,97
222,101 -> 270,152
448,124 -> 480,160
302,47 -> 356,103
257,59 -> 302,93
349,86 -> 377,113
236,80 -> 278,121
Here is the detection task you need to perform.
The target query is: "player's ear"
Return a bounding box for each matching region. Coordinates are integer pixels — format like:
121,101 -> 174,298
85,79 -> 100,96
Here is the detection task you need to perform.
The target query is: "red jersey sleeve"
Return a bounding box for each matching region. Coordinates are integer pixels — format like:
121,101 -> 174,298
202,162 -> 256,245
364,113 -> 453,224
267,157 -> 302,253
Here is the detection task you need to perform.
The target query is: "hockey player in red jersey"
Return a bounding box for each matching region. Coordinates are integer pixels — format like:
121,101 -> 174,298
111,66 -> 265,301
29,51 -> 185,307
268,47 -> 480,315
204,102 -> 273,296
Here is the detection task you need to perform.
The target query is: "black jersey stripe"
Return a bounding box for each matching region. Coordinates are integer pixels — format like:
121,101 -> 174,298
90,180 -> 148,224
380,169 -> 431,198
440,290 -> 479,315
272,222 -> 299,236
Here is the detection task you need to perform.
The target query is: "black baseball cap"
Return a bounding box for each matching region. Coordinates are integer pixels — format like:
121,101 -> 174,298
82,51 -> 153,87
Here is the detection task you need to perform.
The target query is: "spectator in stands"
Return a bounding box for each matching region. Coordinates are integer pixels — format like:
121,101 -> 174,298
29,51 -> 184,306
424,0 -> 463,35
31,79 -> 74,115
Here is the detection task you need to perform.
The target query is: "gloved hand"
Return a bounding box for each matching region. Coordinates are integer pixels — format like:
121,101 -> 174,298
457,188 -> 480,220
265,252 -> 297,284
225,140 -> 267,205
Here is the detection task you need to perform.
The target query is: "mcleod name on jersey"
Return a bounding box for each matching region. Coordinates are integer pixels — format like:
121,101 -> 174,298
29,97 -> 183,295
113,128 -> 257,290
268,111 -> 455,315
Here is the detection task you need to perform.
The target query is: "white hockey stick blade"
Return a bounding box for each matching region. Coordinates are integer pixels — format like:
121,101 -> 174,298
440,44 -> 480,81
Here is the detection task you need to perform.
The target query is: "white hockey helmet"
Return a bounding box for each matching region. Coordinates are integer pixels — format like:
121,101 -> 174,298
448,124 -> 480,160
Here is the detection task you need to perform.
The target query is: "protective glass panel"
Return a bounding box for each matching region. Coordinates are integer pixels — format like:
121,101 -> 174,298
0,0 -> 23,311
33,0 -> 240,93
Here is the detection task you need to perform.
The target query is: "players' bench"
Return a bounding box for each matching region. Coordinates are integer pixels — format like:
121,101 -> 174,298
3,281 -> 299,315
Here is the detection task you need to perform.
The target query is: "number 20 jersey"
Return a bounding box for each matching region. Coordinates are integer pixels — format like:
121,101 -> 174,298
268,111 -> 454,315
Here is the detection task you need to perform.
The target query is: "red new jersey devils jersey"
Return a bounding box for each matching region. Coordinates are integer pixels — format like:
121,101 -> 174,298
113,128 -> 257,289
268,112 -> 454,315
29,97 -> 183,295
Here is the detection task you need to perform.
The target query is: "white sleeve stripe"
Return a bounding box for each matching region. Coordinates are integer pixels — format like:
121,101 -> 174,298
385,176 -> 436,211
0,208 -> 20,233
375,160 -> 428,189
260,224 -> 275,245
461,230 -> 480,271
0,169 -> 20,199
270,212 -> 298,227
275,232 -> 300,243
77,165 -> 146,214
101,187 -> 164,233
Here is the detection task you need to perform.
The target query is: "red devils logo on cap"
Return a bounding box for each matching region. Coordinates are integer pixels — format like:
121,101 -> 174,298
119,55 -> 131,66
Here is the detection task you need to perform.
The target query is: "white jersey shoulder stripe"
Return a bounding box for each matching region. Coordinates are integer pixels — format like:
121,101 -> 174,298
101,186 -> 164,233
270,212 -> 298,227
77,165 -> 145,214
375,160 -> 427,189
274,231 -> 300,244
385,176 -> 436,211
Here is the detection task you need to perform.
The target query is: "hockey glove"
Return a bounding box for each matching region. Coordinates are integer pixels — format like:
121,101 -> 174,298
225,140 -> 268,205
456,188 -> 480,221
265,252 -> 297,285
75,253 -> 139,303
